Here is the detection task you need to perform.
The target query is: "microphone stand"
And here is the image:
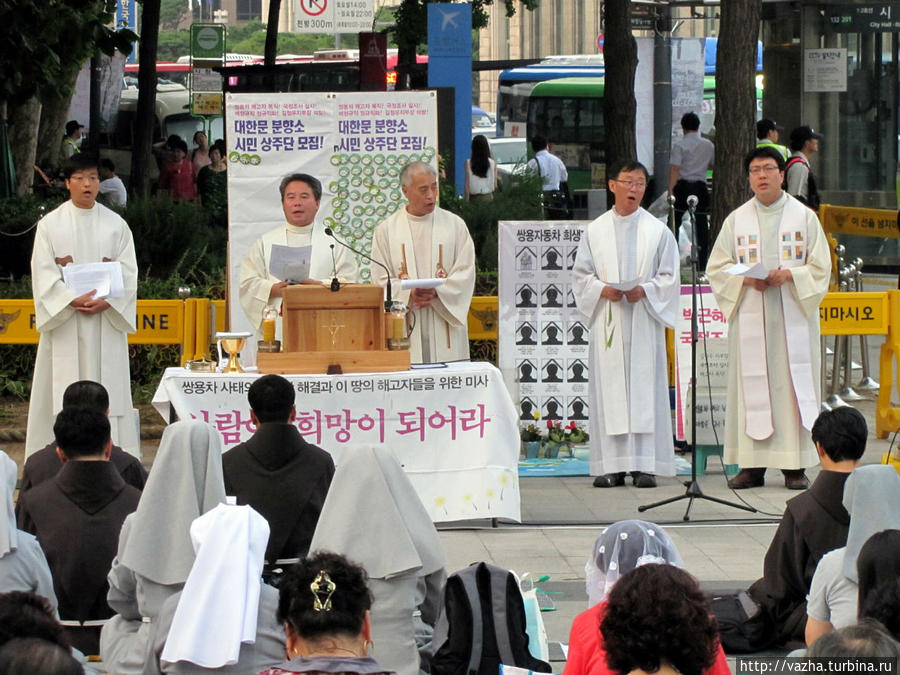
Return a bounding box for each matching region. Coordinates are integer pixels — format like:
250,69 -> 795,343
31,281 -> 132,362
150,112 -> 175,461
325,227 -> 393,311
639,198 -> 755,521
329,244 -> 340,292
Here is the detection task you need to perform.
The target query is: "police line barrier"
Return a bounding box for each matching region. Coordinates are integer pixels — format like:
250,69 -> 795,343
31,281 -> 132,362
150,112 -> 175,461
819,203 -> 900,239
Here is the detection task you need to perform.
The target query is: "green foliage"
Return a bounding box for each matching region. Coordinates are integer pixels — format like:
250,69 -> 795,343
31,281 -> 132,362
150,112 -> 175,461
230,31 -> 337,56
159,0 -> 188,30
441,172 -> 544,271
123,196 -> 227,280
0,193 -> 66,278
156,30 -> 192,61
129,344 -> 181,403
0,0 -> 135,106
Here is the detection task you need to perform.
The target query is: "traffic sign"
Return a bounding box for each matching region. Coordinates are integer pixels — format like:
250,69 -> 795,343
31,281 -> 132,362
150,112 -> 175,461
190,23 -> 225,62
299,0 -> 327,16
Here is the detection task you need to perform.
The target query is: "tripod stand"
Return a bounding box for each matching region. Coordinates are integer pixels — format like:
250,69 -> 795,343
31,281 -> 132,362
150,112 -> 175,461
638,197 -> 756,521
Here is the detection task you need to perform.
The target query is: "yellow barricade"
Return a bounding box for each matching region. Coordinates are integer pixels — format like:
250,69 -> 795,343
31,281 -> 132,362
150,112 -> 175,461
877,291 -> 900,438
468,296 -> 498,340
820,204 -> 899,238
819,292 -> 889,335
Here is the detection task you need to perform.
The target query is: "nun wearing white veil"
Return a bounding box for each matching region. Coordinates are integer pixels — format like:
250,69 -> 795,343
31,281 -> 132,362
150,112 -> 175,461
146,503 -> 285,674
309,446 -> 447,675
100,421 -> 227,675
0,450 -> 57,611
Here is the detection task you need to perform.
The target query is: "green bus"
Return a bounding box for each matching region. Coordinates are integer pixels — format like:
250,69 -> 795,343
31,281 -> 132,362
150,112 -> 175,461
526,75 -> 762,190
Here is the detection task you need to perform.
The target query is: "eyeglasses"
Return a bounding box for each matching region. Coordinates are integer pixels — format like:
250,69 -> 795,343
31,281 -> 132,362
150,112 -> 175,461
748,165 -> 781,175
612,179 -> 647,190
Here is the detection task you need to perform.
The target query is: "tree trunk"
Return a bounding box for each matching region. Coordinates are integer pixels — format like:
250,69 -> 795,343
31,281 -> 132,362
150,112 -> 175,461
603,0 -> 637,177
132,0 -> 161,197
36,65 -> 84,173
710,0 -> 762,243
264,0 -> 281,67
8,97 -> 41,196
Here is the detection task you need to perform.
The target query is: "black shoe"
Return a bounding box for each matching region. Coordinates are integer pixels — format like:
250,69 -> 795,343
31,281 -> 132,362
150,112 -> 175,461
593,472 -> 626,488
727,468 -> 766,489
782,469 -> 810,490
631,472 -> 657,488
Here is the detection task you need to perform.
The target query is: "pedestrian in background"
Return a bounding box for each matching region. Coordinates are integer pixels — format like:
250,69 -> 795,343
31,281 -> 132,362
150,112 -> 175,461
465,134 -> 497,203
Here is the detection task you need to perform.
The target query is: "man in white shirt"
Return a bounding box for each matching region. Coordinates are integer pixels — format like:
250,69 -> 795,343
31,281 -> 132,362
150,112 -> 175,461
526,135 -> 569,219
239,173 -> 358,338
669,112 -> 714,269
99,159 -> 127,208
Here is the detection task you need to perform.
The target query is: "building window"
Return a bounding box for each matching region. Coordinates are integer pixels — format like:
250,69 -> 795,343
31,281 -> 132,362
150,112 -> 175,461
236,0 -> 261,21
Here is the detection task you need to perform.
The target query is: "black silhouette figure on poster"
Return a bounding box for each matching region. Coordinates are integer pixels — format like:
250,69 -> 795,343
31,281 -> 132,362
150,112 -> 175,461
544,397 -> 562,420
520,397 -> 537,420
516,284 -> 537,308
542,322 -> 563,345
542,247 -> 563,270
519,360 -> 537,383
568,397 -> 589,420
517,322 -> 537,345
543,360 -> 563,383
568,360 -> 588,382
568,322 -> 589,345
542,284 -> 562,308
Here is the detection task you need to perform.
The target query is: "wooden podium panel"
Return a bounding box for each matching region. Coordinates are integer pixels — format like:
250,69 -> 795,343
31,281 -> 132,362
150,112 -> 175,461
281,284 -> 385,352
258,284 -> 410,374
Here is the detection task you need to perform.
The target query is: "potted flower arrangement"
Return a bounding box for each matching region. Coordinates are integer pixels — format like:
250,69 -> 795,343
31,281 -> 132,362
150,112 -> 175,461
520,412 -> 543,459
545,420 -> 590,458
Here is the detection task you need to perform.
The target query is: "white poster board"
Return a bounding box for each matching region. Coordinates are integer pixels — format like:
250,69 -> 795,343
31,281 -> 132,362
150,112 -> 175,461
804,49 -> 848,93
224,91 -> 438,360
498,221 -> 592,430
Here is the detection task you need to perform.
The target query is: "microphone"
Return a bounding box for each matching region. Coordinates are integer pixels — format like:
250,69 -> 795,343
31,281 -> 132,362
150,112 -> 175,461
686,195 -> 699,213
325,227 -> 393,311
329,244 -> 340,292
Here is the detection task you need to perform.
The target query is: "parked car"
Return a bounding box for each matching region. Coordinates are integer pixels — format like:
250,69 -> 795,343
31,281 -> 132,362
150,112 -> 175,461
472,106 -> 497,139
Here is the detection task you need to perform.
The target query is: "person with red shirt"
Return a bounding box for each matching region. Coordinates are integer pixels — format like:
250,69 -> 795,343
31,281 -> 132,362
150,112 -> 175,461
158,138 -> 196,202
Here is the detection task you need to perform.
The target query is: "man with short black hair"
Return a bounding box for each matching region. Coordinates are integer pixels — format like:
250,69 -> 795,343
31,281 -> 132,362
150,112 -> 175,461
756,119 -> 789,161
222,374 -> 334,570
669,111 -> 714,269
239,173 -> 358,339
59,121 -> 83,166
17,407 -> 141,655
741,407 -> 867,646
19,380 -> 146,497
98,159 -> 127,207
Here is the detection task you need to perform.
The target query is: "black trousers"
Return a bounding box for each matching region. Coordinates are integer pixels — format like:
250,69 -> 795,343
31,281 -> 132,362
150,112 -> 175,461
673,179 -> 710,270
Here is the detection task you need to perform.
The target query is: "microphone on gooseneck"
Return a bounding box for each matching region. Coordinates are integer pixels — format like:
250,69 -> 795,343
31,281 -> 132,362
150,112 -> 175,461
329,244 -> 340,292
325,227 -> 393,311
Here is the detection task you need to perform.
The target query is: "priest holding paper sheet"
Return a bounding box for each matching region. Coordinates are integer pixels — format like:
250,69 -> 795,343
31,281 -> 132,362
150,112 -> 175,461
571,160 -> 680,488
707,147 -> 831,490
371,161 -> 476,364
239,173 -> 358,338
25,154 -> 139,458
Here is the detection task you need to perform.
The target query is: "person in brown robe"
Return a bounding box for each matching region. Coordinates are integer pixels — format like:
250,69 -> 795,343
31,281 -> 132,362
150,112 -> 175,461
16,407 -> 141,656
222,374 -> 334,572
18,380 -> 147,501
747,407 -> 867,645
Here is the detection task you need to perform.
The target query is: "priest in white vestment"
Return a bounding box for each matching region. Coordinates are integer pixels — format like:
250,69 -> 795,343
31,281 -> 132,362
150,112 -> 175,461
26,154 -> 138,459
239,173 -> 358,339
571,160 -> 680,488
707,147 -> 831,490
370,162 -> 476,364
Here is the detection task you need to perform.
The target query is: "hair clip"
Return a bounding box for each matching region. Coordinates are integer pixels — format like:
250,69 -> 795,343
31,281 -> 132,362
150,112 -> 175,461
311,571 -> 336,612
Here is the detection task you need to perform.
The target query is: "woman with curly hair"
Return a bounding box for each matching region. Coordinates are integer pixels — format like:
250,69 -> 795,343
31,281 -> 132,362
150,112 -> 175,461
600,565 -> 726,675
563,521 -> 728,675
259,551 -> 393,674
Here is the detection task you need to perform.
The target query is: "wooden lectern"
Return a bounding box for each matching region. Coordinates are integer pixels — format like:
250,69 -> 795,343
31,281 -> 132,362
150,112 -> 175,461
256,284 -> 411,374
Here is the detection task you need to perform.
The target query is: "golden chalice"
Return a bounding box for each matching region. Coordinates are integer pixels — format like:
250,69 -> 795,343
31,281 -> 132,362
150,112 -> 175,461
215,332 -> 253,373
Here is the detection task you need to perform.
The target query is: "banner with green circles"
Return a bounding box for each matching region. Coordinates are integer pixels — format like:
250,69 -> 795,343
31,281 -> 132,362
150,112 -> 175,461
224,91 -> 438,353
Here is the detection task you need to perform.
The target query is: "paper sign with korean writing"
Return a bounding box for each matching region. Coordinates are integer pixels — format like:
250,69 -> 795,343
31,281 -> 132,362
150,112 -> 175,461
498,221 -> 592,433
152,362 -> 521,523
674,285 -> 729,441
819,291 -> 888,335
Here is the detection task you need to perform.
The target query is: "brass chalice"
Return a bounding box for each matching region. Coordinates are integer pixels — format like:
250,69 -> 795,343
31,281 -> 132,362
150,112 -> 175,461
215,332 -> 253,373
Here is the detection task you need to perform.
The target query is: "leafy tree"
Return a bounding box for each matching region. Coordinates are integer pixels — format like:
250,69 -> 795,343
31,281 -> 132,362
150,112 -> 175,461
132,0 -> 162,197
160,0 -> 188,30
710,0 -> 762,240
230,31 -> 336,56
157,30 -> 192,61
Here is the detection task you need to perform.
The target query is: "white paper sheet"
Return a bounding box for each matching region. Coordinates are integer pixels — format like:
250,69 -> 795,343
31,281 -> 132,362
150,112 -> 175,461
269,244 -> 312,281
401,278 -> 445,290
724,262 -> 768,280
61,261 -> 124,298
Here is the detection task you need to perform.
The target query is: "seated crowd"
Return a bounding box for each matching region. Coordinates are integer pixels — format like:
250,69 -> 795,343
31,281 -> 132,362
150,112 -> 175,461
3,379 -> 900,673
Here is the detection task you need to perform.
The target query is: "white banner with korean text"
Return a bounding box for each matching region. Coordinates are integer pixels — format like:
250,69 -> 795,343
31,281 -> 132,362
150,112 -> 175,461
152,362 -> 521,523
225,91 -> 438,360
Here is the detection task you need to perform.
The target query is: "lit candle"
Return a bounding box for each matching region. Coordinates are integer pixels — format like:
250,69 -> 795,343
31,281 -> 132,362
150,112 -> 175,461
262,318 -> 275,342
